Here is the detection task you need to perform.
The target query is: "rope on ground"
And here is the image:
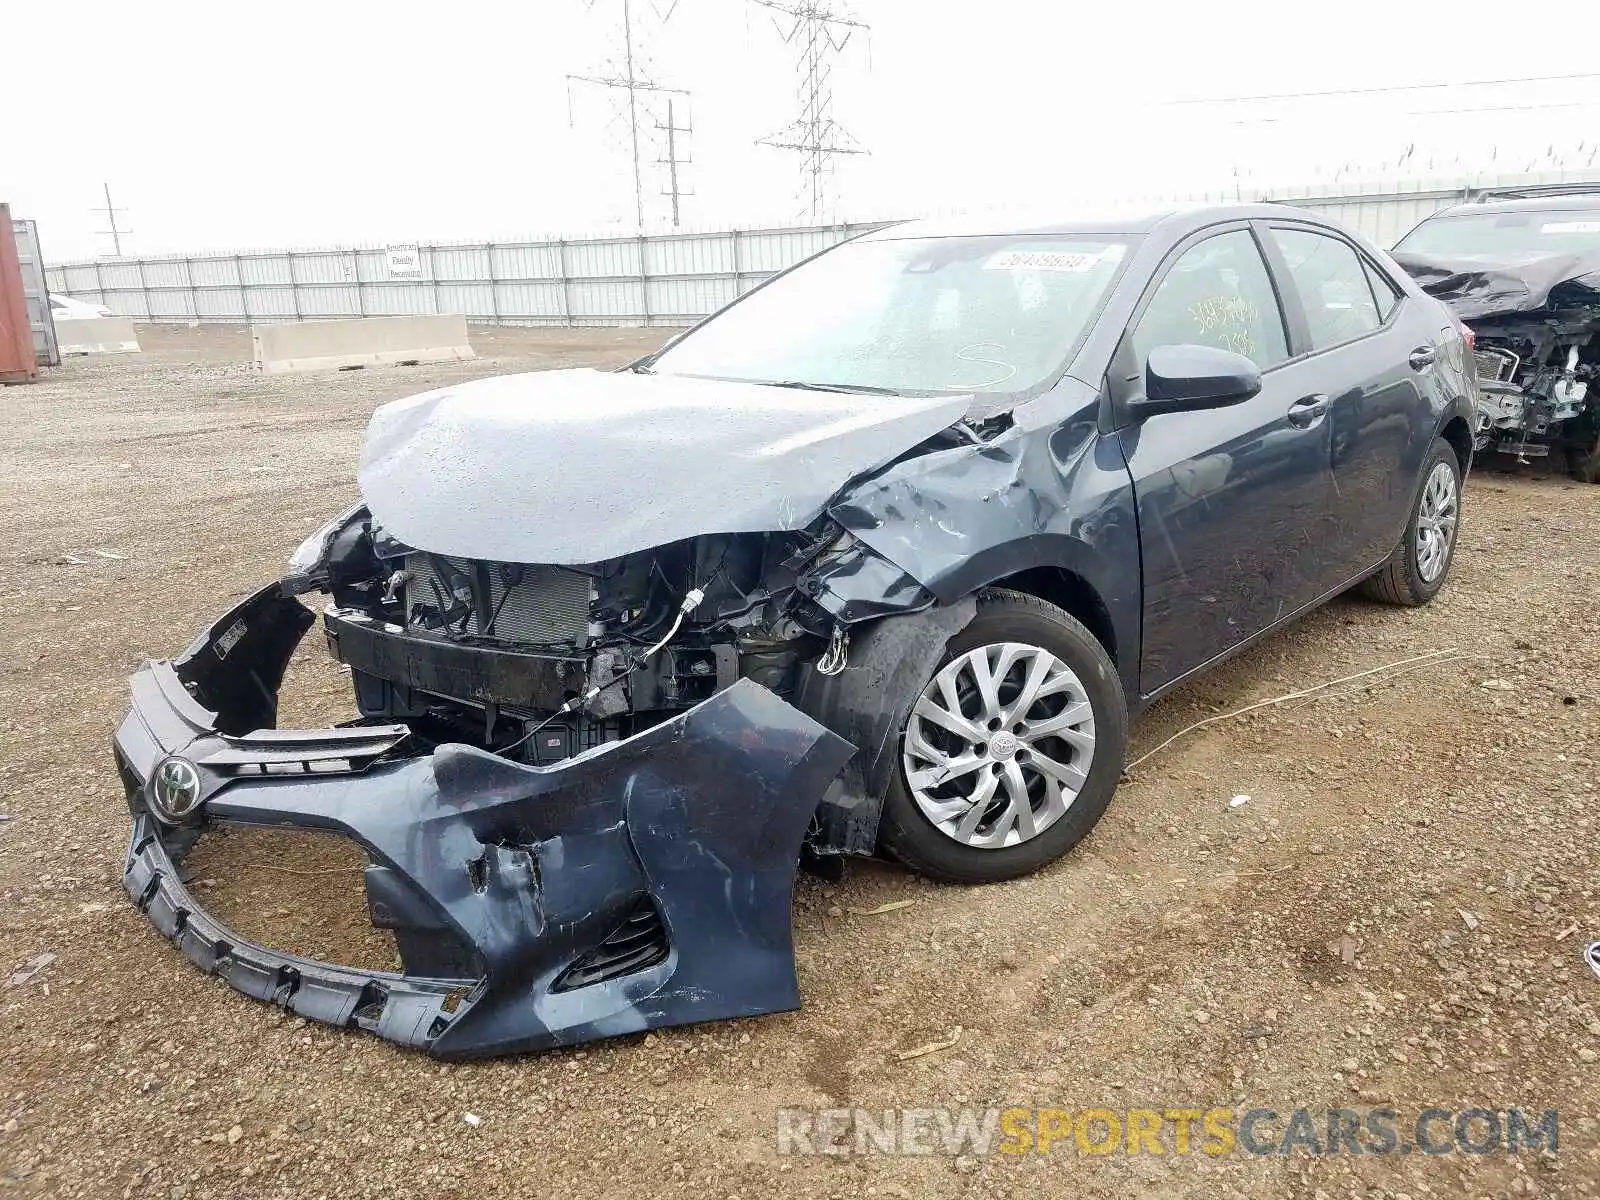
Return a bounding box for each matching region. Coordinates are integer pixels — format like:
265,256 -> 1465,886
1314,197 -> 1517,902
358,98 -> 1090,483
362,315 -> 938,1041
1285,653 -> 1489,708
1123,646 -> 1462,774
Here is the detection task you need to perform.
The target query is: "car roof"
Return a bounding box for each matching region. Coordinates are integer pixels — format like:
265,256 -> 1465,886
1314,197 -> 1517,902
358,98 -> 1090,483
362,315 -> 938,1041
861,202 -> 1338,241
1428,192 -> 1600,218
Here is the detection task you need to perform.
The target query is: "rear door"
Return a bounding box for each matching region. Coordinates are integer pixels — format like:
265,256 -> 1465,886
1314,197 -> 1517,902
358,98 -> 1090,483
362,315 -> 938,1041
1112,225 -> 1335,696
1260,222 -> 1436,578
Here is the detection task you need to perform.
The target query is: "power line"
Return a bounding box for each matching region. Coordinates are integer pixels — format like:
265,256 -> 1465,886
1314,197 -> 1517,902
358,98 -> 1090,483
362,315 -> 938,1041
1411,100 -> 1600,116
750,0 -> 869,222
1165,70 -> 1600,108
1222,99 -> 1600,126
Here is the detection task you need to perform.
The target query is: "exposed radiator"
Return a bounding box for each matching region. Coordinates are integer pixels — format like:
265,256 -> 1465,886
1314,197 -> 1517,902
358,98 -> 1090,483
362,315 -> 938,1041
1474,346 -> 1520,384
406,554 -> 592,645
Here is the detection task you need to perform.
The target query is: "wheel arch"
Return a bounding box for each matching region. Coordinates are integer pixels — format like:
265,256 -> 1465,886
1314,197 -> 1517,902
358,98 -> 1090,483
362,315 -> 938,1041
985,566 -> 1119,668
920,535 -> 1139,702
1439,414 -> 1473,477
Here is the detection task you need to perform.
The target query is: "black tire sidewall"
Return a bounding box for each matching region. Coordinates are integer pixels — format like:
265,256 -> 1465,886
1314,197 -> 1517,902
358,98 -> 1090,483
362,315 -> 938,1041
878,591 -> 1128,883
1570,436 -> 1600,484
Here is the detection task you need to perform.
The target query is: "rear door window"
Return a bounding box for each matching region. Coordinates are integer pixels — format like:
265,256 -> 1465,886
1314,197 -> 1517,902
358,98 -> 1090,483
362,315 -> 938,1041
1131,229 -> 1289,370
1270,228 -> 1383,350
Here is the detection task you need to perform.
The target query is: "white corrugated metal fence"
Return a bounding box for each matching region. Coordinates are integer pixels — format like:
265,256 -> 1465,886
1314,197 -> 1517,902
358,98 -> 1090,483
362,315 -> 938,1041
42,171 -> 1600,328
43,224 -> 889,328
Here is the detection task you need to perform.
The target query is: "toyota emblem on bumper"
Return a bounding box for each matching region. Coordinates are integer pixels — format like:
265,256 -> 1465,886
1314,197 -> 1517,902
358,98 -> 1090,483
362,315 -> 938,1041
150,756 -> 203,822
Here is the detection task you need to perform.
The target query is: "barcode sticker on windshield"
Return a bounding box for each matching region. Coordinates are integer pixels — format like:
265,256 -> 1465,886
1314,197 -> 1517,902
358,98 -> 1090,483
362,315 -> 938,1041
1541,221 -> 1600,234
984,247 -> 1122,272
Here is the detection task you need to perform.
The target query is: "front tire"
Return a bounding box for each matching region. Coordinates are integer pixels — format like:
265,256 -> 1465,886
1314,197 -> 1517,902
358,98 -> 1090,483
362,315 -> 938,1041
878,589 -> 1128,884
1359,438 -> 1462,607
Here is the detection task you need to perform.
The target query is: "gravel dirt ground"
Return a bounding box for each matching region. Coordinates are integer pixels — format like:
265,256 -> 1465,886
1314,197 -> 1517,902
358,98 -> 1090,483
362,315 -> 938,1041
1,325 -> 1597,1199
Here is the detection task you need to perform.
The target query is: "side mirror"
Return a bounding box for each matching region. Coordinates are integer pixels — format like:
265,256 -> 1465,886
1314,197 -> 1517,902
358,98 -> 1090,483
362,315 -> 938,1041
1132,344 -> 1263,418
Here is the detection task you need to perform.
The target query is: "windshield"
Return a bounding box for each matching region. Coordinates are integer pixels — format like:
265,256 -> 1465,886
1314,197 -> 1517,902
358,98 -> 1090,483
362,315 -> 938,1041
648,234 -> 1130,395
1397,207 -> 1600,257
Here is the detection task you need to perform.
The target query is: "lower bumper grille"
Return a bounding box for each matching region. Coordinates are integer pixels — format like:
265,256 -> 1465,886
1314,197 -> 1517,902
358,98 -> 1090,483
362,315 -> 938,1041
406,555 -> 591,645
554,898 -> 669,990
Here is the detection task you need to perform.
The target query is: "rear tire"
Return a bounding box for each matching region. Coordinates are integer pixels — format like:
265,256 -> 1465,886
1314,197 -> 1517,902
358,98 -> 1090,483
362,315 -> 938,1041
878,589 -> 1128,884
1359,438 -> 1462,607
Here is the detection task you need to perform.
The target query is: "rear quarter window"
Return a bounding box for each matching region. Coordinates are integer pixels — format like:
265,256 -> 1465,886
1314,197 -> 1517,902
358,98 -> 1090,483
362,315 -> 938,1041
1362,259 -> 1402,322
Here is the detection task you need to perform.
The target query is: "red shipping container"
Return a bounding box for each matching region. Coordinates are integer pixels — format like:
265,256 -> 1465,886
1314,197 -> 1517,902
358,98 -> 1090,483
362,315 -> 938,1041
0,203 -> 39,384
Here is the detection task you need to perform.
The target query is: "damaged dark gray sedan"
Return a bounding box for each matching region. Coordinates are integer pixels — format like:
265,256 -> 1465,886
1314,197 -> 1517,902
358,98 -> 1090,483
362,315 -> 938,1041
115,204 -> 1478,1056
1392,187 -> 1600,479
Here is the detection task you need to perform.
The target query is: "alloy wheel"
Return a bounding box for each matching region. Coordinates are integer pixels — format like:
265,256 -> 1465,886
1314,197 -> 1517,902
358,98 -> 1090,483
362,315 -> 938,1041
901,642 -> 1097,849
1415,461 -> 1458,584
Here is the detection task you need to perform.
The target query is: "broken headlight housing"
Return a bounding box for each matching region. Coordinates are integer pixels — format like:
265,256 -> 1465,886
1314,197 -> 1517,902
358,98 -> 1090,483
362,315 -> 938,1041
282,504 -> 365,596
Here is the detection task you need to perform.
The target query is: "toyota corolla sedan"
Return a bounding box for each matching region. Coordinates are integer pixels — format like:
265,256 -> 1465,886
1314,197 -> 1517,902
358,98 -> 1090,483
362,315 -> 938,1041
115,203 -> 1476,1056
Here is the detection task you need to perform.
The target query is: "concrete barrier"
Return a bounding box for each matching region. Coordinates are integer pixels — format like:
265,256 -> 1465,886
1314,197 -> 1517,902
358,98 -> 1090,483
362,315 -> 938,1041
252,315 -> 474,375
56,317 -> 141,355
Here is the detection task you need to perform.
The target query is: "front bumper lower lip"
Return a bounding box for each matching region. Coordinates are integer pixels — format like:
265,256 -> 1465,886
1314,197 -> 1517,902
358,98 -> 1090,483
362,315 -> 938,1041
114,583 -> 854,1058
125,814 -> 472,1044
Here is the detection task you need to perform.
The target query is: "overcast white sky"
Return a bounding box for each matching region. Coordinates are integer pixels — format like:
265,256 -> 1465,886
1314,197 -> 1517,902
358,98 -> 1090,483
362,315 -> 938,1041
7,0 -> 1600,262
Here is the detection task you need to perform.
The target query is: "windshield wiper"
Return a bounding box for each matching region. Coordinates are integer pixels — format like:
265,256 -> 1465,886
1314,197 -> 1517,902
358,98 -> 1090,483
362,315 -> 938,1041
763,380 -> 915,397
640,371 -> 945,396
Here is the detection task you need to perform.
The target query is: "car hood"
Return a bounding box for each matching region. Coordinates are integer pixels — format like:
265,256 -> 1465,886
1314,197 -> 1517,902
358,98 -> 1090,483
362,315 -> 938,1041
356,368 -> 974,564
1393,248 -> 1600,321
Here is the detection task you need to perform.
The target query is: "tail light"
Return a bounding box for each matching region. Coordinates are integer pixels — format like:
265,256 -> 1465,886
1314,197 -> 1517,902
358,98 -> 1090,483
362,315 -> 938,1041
1460,323 -> 1475,353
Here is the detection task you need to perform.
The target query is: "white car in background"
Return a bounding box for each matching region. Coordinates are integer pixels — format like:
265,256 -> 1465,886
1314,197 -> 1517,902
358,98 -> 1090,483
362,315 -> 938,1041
50,294 -> 114,321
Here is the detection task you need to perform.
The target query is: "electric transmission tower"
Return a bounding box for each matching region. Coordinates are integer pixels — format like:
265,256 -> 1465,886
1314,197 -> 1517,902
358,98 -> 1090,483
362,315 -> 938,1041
568,0 -> 691,229
93,182 -> 132,257
655,96 -> 694,226
750,0 -> 869,222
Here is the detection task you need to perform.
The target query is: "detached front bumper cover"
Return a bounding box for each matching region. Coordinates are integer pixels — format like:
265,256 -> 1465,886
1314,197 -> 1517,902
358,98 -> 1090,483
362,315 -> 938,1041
114,584 -> 852,1057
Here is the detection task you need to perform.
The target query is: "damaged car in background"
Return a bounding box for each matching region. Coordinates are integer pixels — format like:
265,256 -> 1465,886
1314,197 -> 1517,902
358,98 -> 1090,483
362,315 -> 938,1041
1393,186 -> 1600,481
116,204 -> 1476,1056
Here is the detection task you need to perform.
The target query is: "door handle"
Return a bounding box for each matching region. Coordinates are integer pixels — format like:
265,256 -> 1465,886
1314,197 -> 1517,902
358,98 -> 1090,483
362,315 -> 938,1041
1408,345 -> 1437,371
1287,394 -> 1330,426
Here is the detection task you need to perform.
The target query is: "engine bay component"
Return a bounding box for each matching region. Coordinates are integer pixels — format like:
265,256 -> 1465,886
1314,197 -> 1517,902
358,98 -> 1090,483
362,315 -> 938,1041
404,554 -> 593,643
283,454 -> 955,782
1461,321 -> 1597,468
